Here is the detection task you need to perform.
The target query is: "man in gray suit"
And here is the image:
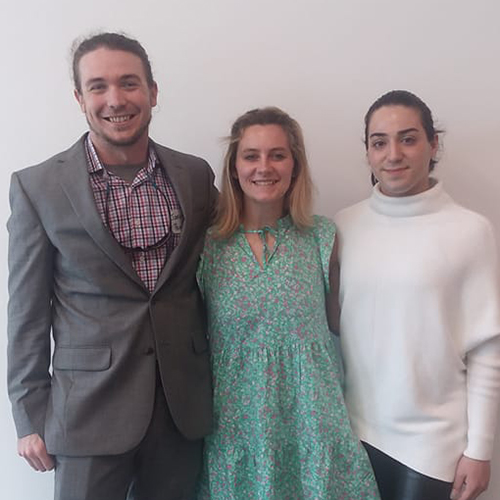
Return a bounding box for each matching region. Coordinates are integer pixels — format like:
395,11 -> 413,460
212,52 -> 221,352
7,32 -> 216,500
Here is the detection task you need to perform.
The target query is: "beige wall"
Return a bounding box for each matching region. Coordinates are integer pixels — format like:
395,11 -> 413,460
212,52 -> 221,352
1,0 -> 499,498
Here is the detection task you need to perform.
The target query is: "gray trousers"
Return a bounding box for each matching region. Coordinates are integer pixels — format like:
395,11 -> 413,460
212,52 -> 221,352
54,382 -> 203,500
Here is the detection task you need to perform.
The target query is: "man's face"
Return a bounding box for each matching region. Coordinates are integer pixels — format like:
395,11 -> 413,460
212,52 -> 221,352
74,47 -> 158,158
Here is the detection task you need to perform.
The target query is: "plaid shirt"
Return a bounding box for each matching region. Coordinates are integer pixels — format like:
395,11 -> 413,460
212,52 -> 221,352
86,136 -> 183,292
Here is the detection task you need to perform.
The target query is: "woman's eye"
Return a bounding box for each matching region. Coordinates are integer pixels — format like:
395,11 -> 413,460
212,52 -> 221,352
402,136 -> 416,145
371,141 -> 385,149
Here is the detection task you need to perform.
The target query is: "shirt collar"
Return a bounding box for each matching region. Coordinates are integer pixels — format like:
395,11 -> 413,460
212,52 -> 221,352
84,133 -> 159,176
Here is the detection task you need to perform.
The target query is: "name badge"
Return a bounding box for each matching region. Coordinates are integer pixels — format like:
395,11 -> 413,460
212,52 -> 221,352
171,208 -> 183,234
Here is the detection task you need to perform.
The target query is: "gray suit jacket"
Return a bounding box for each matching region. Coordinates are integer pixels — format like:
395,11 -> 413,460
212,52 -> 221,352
7,135 -> 216,456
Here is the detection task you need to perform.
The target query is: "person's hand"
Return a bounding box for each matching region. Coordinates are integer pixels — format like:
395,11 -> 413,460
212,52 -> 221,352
17,433 -> 55,472
451,455 -> 490,500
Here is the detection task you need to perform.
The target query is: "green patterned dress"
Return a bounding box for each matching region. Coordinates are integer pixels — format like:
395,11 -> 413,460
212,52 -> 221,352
197,215 -> 379,500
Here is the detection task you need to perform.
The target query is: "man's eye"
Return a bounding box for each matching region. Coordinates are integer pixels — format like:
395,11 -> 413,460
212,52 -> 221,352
371,141 -> 385,149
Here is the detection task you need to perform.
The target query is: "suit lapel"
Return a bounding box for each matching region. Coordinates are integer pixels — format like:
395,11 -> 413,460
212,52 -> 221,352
153,144 -> 194,292
58,137 -> 146,290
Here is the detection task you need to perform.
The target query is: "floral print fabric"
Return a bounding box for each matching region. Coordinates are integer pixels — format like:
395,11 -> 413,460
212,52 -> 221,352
197,215 -> 379,500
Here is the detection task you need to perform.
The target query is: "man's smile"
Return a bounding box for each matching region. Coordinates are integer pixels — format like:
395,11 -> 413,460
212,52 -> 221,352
104,114 -> 135,123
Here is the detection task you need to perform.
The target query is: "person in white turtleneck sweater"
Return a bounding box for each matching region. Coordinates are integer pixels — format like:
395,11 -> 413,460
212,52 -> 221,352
335,90 -> 500,500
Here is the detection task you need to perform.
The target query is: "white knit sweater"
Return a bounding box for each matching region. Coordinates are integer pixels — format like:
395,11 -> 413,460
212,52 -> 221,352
335,180 -> 500,481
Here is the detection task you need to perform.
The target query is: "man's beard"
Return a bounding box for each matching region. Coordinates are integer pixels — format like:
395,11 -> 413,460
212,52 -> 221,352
88,114 -> 152,147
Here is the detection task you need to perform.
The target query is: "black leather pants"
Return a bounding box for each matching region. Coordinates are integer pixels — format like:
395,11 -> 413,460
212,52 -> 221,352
363,442 -> 453,500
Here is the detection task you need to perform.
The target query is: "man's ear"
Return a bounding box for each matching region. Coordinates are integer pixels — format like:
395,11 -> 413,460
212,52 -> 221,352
74,89 -> 85,113
150,81 -> 158,107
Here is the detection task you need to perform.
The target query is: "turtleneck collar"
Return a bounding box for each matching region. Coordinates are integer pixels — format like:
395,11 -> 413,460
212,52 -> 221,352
369,179 -> 452,218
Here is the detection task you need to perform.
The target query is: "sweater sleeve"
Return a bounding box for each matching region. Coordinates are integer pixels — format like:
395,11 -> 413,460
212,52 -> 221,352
461,217 -> 500,352
462,217 -> 500,459
464,337 -> 500,460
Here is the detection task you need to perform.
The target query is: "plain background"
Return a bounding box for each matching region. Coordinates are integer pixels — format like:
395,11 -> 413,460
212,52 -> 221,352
1,0 -> 499,498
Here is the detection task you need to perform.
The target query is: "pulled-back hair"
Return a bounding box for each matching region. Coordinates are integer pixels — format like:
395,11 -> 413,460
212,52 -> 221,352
364,90 -> 441,176
72,32 -> 154,92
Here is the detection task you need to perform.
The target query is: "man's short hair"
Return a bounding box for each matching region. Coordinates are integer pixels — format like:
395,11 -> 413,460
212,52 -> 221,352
72,32 -> 154,92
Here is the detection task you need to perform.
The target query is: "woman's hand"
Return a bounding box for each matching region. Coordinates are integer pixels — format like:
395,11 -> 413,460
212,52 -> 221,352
451,455 -> 490,500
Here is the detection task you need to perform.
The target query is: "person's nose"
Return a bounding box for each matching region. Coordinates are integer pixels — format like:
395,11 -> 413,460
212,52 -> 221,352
387,140 -> 403,163
256,156 -> 272,172
106,86 -> 126,109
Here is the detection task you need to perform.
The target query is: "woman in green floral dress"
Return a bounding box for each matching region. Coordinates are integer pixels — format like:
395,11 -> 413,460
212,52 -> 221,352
197,107 -> 379,500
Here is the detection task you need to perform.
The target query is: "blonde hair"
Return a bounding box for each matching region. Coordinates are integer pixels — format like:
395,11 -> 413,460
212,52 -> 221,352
214,107 -> 314,238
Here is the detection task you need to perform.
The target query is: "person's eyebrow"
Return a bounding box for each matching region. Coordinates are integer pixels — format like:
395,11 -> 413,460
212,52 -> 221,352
369,127 -> 420,139
368,132 -> 387,139
240,147 -> 288,152
84,77 -> 106,86
397,127 -> 419,135
120,74 -> 142,81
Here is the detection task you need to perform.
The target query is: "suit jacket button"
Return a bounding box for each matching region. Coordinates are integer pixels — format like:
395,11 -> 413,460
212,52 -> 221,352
144,347 -> 155,355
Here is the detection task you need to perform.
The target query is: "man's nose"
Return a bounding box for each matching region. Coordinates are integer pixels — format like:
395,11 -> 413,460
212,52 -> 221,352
106,86 -> 126,108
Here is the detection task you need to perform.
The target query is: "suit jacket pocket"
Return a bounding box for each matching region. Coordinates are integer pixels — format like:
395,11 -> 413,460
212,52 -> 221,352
53,346 -> 111,371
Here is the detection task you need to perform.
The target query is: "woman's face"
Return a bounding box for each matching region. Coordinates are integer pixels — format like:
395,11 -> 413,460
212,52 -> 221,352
234,124 -> 294,213
366,105 -> 438,197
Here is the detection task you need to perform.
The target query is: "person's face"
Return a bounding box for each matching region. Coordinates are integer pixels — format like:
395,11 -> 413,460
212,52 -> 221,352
74,47 -> 157,156
235,124 -> 295,214
366,105 -> 438,197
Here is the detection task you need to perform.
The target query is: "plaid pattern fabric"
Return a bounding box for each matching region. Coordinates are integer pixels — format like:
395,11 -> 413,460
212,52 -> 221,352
86,136 -> 183,292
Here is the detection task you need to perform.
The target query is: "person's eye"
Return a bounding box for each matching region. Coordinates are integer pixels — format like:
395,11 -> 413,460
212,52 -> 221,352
89,84 -> 106,92
402,136 -> 416,145
243,154 -> 258,161
122,81 -> 139,89
271,152 -> 286,161
371,140 -> 385,149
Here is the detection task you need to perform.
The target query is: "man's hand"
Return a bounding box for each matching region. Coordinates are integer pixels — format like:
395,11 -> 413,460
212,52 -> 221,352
17,433 -> 54,472
451,455 -> 490,500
